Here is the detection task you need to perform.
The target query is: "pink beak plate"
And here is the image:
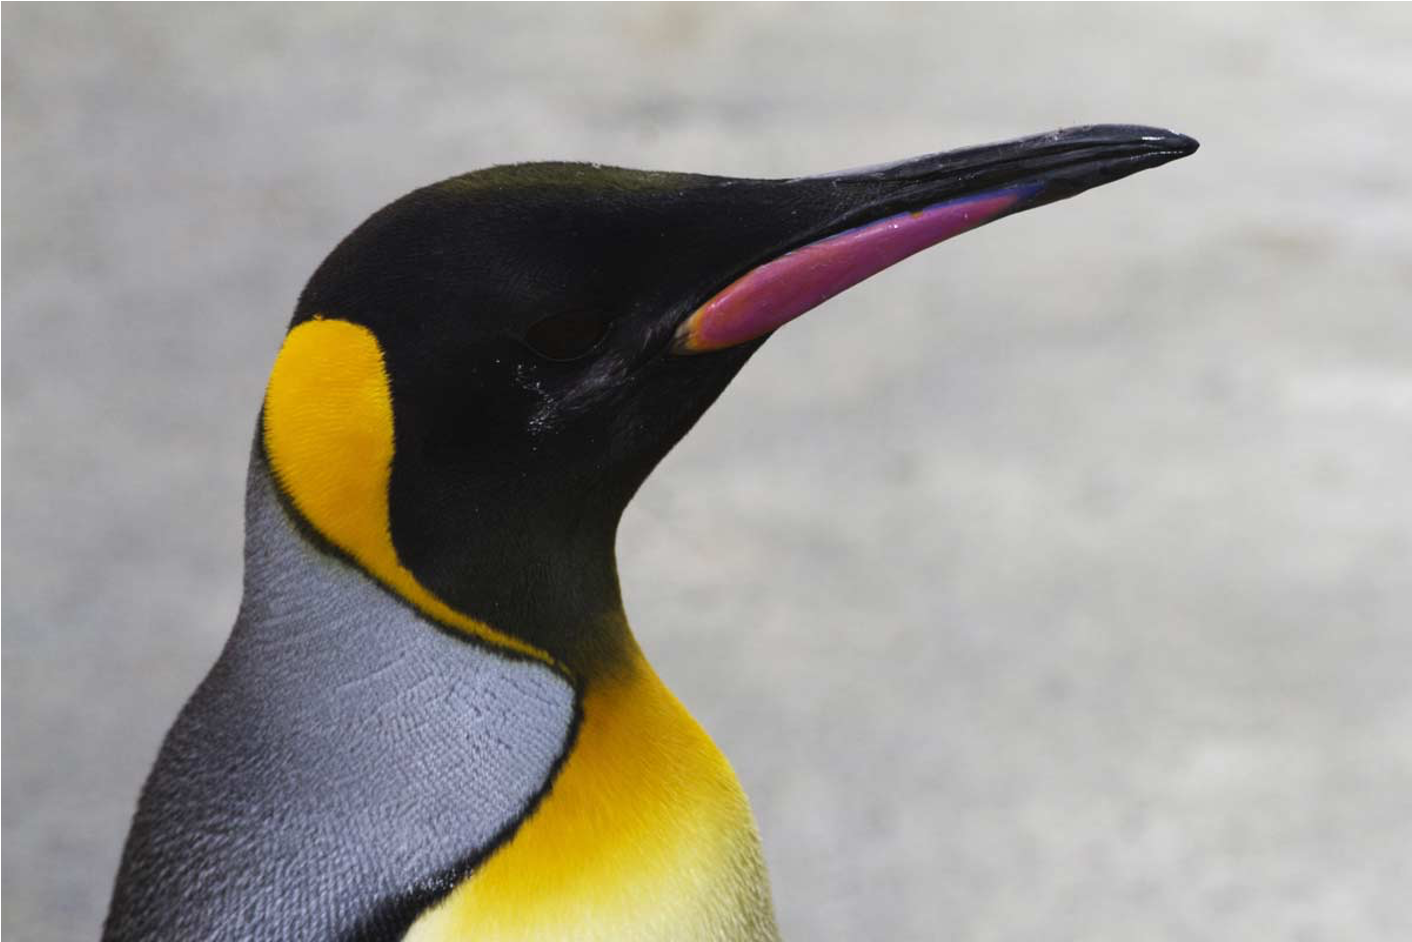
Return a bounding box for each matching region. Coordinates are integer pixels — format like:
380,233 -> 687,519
673,186 -> 1036,354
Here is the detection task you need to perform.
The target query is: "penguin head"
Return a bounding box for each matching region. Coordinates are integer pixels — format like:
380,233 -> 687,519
289,164 -> 801,538
261,125 -> 1196,672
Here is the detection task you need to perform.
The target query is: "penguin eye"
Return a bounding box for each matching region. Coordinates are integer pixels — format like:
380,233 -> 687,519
523,308 -> 613,361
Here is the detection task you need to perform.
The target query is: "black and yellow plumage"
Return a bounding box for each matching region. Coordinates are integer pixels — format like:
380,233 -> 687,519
104,125 -> 1195,940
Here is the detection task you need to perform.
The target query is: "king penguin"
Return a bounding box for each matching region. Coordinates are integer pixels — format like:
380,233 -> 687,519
103,124 -> 1196,941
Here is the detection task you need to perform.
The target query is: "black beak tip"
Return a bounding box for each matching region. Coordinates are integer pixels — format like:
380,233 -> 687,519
1152,128 -> 1200,157
1075,123 -> 1198,153
1014,124 -> 1200,206
1075,124 -> 1200,161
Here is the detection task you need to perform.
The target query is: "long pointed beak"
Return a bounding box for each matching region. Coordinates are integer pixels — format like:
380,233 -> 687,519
673,124 -> 1198,354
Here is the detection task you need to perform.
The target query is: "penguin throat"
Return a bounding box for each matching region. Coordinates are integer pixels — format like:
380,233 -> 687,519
389,489 -> 639,677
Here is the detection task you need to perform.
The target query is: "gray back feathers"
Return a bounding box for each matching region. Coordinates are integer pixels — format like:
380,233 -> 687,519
102,453 -> 576,941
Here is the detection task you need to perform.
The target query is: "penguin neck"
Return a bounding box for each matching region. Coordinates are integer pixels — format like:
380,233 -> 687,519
384,492 -> 785,937
393,493 -> 641,681
252,440 -> 640,682
242,447 -> 778,938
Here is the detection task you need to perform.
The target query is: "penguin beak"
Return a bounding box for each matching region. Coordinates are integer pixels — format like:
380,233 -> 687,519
672,124 -> 1198,354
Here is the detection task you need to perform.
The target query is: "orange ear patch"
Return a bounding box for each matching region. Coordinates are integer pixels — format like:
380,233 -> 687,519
262,317 -> 558,669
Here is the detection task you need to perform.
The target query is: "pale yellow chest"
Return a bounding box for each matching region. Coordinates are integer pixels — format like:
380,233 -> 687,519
405,656 -> 780,942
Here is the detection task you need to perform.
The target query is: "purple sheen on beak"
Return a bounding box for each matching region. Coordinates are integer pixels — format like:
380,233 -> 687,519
673,186 -> 1037,354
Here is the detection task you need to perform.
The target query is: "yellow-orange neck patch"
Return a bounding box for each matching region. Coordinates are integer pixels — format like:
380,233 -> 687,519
261,317 -> 558,668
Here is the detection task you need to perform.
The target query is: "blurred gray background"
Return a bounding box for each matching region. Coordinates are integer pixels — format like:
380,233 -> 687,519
5,5 -> 1410,940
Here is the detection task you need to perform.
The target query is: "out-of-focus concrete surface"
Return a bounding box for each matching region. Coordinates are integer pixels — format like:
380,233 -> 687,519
4,5 -> 1411,940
